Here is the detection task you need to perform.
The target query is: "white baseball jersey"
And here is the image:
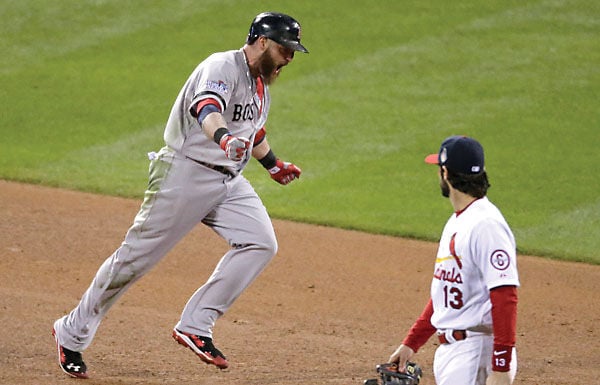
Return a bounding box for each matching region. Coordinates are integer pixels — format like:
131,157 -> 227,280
164,48 -> 270,172
430,197 -> 519,330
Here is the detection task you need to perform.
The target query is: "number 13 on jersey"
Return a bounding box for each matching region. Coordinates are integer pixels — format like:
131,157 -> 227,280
443,285 -> 464,309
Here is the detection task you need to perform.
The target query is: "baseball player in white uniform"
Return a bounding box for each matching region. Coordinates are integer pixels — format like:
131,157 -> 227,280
52,12 -> 308,379
388,136 -> 519,385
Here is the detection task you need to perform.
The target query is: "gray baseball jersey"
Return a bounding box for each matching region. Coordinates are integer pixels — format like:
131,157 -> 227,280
164,48 -> 270,173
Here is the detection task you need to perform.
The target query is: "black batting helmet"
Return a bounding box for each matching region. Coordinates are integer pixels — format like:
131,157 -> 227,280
246,12 -> 308,53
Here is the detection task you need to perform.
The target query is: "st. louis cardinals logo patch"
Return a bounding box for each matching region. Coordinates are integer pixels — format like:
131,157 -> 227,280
490,249 -> 511,270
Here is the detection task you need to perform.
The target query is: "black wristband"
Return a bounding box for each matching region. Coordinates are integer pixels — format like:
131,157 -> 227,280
258,149 -> 277,170
213,127 -> 230,145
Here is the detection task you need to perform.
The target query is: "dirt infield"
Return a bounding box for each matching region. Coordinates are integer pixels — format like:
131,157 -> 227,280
1,179 -> 598,385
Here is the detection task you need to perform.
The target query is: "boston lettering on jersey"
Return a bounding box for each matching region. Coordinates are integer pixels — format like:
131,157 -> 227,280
232,103 -> 255,121
233,77 -> 264,122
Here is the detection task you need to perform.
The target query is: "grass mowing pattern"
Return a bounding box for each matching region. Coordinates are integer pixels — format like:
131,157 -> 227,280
1,1 -> 598,263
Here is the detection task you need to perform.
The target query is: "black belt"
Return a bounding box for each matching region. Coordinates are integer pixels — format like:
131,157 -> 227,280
186,157 -> 235,178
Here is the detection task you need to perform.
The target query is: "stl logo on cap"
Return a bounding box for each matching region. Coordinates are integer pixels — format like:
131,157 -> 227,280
440,147 -> 448,164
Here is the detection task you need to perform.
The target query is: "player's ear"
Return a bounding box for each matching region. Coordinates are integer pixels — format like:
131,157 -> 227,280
258,36 -> 270,50
440,166 -> 448,180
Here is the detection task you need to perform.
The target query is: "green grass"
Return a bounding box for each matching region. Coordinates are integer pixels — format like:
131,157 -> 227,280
1,0 -> 599,264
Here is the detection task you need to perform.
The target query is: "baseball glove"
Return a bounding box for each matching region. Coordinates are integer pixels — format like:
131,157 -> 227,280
363,362 -> 422,385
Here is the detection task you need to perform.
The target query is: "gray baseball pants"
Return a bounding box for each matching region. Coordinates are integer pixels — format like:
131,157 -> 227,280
54,147 -> 277,351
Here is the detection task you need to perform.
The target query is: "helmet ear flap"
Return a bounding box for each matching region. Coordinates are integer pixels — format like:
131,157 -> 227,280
246,35 -> 257,45
246,25 -> 257,44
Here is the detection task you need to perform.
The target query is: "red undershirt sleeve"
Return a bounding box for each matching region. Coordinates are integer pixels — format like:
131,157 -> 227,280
253,127 -> 267,146
402,299 -> 436,352
194,98 -> 222,118
490,285 -> 518,372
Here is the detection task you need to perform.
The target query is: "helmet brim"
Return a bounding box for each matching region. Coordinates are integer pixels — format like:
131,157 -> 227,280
281,40 -> 309,53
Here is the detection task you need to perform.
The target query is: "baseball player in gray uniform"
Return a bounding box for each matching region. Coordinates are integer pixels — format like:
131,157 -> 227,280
52,12 -> 308,379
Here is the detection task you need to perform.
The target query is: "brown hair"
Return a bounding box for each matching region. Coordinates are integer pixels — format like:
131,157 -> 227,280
446,169 -> 490,198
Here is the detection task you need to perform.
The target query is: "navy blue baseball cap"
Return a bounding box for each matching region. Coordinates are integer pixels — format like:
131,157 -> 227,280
425,135 -> 485,174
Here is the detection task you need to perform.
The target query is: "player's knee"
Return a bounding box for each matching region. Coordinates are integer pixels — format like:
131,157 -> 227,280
254,226 -> 278,255
264,236 -> 278,257
254,233 -> 278,258
252,233 -> 277,257
231,229 -> 277,259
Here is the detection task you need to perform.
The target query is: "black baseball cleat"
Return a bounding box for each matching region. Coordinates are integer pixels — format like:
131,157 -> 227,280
52,328 -> 89,379
172,329 -> 229,369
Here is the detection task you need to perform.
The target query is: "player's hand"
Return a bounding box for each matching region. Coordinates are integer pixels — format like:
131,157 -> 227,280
486,370 -> 513,385
388,344 -> 415,373
220,134 -> 250,161
268,159 -> 301,185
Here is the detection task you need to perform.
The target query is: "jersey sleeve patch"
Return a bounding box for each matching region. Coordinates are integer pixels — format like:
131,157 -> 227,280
205,79 -> 229,94
490,249 -> 511,271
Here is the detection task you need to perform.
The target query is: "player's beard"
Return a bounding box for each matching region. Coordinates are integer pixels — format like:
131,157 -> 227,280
440,177 -> 450,198
258,49 -> 281,85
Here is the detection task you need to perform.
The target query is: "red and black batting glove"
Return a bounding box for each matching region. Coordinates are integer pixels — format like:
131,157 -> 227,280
268,159 -> 301,185
220,134 -> 250,161
259,149 -> 301,185
213,127 -> 250,161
